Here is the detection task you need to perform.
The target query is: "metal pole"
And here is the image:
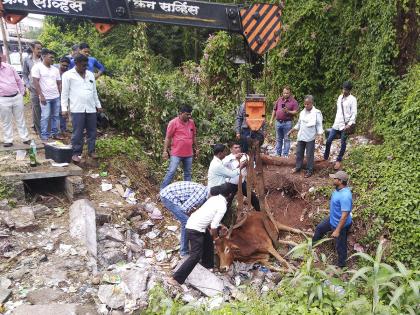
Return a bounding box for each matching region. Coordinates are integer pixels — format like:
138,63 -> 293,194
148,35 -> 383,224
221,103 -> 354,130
0,17 -> 10,63
16,23 -> 23,66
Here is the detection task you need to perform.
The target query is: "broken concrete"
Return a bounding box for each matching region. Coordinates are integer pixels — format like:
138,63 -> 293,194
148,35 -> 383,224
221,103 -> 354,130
98,285 -> 126,309
120,269 -> 149,300
27,288 -> 65,305
0,288 -> 12,303
69,199 -> 97,271
65,176 -> 84,202
95,208 -> 112,226
0,207 -> 38,232
176,263 -> 225,297
13,304 -> 97,315
31,204 -> 52,218
98,224 -> 124,242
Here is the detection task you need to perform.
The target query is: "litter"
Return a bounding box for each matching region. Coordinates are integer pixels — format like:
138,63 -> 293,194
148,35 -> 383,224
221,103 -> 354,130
51,162 -> 69,167
166,226 -> 178,232
16,150 -> 26,161
101,182 -> 113,192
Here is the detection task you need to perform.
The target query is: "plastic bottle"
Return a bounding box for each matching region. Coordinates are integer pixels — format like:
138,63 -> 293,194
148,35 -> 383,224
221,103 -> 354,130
29,140 -> 37,167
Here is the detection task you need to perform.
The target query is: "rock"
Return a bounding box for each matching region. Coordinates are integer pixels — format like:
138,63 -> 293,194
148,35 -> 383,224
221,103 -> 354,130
166,226 -> 178,232
26,288 -> 64,304
7,266 -> 29,280
31,204 -> 52,218
99,247 -> 126,266
144,249 -> 153,258
1,207 -> 38,232
0,288 -> 11,303
13,304 -> 97,315
98,224 -> 124,242
98,285 -> 125,309
155,251 -> 167,262
91,276 -> 101,285
120,269 -> 149,300
175,262 -> 224,297
65,176 -> 85,202
0,277 -> 11,289
69,199 -> 97,270
96,208 -> 112,226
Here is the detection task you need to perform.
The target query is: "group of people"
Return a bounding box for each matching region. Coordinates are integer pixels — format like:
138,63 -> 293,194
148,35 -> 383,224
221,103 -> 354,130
160,82 -> 357,285
271,83 -> 357,175
0,41 -> 105,163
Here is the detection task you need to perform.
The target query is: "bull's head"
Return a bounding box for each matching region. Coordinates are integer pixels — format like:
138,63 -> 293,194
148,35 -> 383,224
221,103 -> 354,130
214,236 -> 239,272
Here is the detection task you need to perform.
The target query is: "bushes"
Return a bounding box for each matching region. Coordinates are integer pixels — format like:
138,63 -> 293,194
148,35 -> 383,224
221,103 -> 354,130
347,65 -> 420,267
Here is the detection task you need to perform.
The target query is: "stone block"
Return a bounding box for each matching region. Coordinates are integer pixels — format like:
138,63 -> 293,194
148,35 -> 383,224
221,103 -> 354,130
65,176 -> 84,202
69,199 -> 97,271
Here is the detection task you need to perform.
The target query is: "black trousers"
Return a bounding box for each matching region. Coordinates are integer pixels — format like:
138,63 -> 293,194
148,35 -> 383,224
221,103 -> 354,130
312,218 -> 352,267
173,229 -> 214,284
295,140 -> 315,172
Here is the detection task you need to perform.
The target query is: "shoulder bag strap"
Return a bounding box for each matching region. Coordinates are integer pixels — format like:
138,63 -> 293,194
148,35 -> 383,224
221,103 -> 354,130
341,96 -> 348,126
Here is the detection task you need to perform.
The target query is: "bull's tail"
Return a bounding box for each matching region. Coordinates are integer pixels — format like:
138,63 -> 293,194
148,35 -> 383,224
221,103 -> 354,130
276,222 -> 313,237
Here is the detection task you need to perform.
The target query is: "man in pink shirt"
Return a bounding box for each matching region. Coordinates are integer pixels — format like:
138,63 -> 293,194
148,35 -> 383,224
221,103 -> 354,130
161,105 -> 198,189
0,55 -> 30,147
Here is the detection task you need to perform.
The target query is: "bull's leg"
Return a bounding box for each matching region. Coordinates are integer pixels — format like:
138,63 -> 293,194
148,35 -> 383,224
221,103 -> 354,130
266,245 -> 296,271
276,222 -> 313,237
277,239 -> 298,247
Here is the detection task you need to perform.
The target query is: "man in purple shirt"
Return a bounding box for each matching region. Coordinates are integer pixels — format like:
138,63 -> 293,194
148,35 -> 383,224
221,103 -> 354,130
269,86 -> 299,157
0,55 -> 30,147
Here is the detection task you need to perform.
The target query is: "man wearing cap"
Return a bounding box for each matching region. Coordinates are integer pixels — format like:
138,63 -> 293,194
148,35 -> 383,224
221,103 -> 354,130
324,81 -> 357,170
313,170 -> 353,268
31,48 -> 63,141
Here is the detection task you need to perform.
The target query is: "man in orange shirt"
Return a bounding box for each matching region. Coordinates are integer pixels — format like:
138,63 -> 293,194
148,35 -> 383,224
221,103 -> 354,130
161,105 -> 198,189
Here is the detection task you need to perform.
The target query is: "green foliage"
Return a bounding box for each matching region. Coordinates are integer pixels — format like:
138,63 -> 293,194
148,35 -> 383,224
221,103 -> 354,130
347,65 -> 420,267
143,243 -> 419,314
0,178 -> 13,200
96,136 -> 143,160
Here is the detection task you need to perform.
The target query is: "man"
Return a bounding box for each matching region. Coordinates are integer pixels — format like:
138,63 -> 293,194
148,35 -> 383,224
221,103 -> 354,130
54,56 -> 70,133
312,171 -> 352,268
269,86 -> 299,157
222,141 -> 260,211
161,105 -> 197,189
235,102 -> 265,153
32,49 -> 62,141
0,55 -> 30,147
69,43 -> 105,79
168,184 -> 231,286
208,143 -> 246,188
68,44 -> 79,59
324,81 -> 357,170
61,54 -> 103,163
160,181 -> 209,257
22,40 -> 42,135
288,95 -> 324,178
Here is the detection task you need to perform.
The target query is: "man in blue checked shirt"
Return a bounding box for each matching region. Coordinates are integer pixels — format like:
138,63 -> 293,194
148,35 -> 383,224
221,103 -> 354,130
160,181 -> 210,257
69,43 -> 105,79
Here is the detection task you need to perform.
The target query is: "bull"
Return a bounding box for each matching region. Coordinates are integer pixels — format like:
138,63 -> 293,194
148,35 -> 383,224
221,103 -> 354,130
214,211 -> 307,271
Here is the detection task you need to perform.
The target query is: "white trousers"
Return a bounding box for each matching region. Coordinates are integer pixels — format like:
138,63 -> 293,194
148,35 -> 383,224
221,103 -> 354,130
0,94 -> 30,143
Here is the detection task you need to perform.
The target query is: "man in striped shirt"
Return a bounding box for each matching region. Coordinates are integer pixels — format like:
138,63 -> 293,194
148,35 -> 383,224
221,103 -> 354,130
160,181 -> 209,257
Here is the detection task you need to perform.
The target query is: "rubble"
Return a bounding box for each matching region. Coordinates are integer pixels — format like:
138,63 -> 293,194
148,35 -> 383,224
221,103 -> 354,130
13,304 -> 97,315
0,207 -> 38,232
26,288 -> 64,304
0,288 -> 12,303
98,285 -> 126,309
69,199 -> 98,272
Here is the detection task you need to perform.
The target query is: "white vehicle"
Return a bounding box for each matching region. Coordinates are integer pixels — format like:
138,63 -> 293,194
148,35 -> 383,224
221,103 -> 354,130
9,52 -> 28,77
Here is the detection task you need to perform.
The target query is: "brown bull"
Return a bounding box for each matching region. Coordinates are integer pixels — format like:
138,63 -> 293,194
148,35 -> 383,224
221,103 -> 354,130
214,211 -> 306,271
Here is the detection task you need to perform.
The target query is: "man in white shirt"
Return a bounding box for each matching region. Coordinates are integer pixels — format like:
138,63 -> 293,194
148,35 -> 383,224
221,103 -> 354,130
32,49 -> 62,141
223,141 -> 260,213
168,184 -> 231,285
324,81 -> 357,170
61,54 -> 103,163
207,143 -> 247,188
288,95 -> 324,178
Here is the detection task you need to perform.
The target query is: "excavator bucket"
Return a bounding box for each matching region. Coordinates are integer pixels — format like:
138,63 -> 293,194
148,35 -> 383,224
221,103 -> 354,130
240,3 -> 284,55
245,95 -> 266,131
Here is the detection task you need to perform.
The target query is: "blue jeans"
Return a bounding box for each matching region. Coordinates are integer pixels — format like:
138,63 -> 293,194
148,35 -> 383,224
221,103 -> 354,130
324,129 -> 347,162
71,112 -> 97,156
240,128 -> 264,153
161,197 -> 189,256
313,218 -> 352,267
275,120 -> 292,156
59,101 -> 67,133
160,156 -> 193,189
40,97 -> 60,140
